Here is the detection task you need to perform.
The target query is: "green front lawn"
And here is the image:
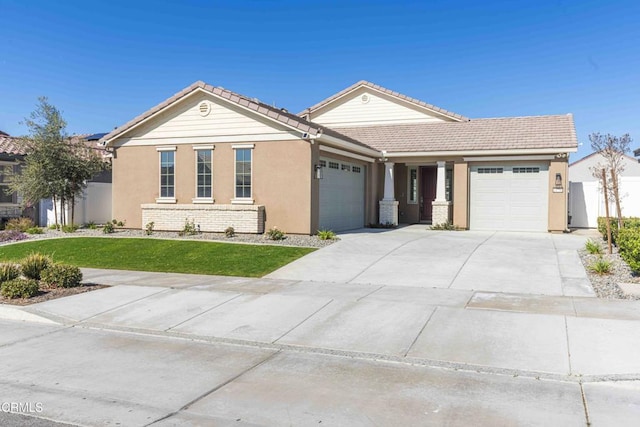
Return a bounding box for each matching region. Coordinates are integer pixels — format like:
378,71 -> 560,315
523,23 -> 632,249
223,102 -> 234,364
0,238 -> 315,277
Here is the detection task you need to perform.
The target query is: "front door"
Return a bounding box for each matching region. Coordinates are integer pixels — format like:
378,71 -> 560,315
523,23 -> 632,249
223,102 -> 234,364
420,166 -> 437,222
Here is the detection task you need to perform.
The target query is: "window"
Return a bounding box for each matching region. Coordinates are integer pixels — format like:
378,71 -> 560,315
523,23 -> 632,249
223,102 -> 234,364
319,160 -> 326,168
513,167 -> 540,174
408,167 -> 417,204
195,149 -> 213,198
352,166 -> 361,173
159,151 -> 175,198
328,161 -> 339,170
477,167 -> 503,174
235,148 -> 252,199
341,164 -> 351,172
445,169 -> 453,202
0,164 -> 17,204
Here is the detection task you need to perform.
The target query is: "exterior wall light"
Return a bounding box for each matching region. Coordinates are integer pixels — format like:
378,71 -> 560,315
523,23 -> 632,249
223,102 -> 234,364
553,172 -> 563,193
314,164 -> 323,179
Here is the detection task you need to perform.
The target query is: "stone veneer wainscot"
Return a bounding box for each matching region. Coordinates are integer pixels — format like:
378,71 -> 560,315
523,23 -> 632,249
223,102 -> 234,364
141,204 -> 265,234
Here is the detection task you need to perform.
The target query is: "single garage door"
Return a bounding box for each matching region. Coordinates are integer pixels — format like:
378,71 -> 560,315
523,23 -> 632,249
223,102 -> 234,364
319,157 -> 365,232
470,163 -> 549,231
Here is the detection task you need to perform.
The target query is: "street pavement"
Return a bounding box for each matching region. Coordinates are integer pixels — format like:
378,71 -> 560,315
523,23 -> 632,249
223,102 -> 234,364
0,227 -> 638,426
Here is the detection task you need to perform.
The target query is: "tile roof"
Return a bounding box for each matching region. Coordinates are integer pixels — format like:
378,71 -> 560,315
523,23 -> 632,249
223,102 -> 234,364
0,134 -> 27,155
302,80 -> 469,122
333,114 -> 578,153
99,81 -> 369,149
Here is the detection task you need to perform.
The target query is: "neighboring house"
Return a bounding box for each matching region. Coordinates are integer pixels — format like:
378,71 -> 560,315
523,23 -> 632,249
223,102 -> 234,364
0,131 -> 34,223
568,152 -> 640,228
39,133 -> 113,226
99,80 -> 577,234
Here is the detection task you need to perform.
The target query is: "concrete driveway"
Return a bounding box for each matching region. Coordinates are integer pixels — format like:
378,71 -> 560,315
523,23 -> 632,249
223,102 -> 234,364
267,225 -> 594,296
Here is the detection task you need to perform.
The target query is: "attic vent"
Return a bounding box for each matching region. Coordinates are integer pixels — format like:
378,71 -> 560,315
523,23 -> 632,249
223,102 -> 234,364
199,102 -> 211,117
361,94 -> 370,104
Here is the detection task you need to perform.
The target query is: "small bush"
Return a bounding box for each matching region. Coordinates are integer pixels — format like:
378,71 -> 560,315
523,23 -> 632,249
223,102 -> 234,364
317,229 -> 337,240
5,217 -> 34,232
1,278 -> 39,299
20,253 -> 53,280
111,219 -> 125,227
103,222 -> 114,234
145,221 -> 155,236
0,263 -> 20,283
585,239 -> 603,255
597,217 -> 640,245
0,230 -> 27,242
48,224 -> 60,230
41,264 -> 83,289
179,219 -> 198,236
86,221 -> 97,230
589,257 -> 612,275
267,227 -> 286,240
62,225 -> 78,233
431,222 -> 460,231
25,227 -> 44,235
617,227 -> 640,273
225,226 -> 235,238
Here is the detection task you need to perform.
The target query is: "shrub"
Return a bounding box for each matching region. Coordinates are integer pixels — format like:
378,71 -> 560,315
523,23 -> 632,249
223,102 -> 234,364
1,278 -> 39,299
0,263 -> 20,283
179,219 -> 198,236
431,222 -> 460,231
0,230 -> 27,242
589,257 -> 612,275
86,221 -> 97,230
317,229 -> 337,240
103,222 -> 114,234
145,221 -> 155,236
41,264 -> 83,288
5,217 -> 34,232
597,217 -> 640,245
48,224 -> 60,230
20,253 -> 53,280
25,227 -> 44,235
267,227 -> 286,240
225,226 -> 235,238
62,225 -> 78,233
617,227 -> 640,273
585,239 -> 603,255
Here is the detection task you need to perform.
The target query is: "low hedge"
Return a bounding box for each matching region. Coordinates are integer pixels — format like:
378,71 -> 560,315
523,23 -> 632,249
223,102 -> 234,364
1,278 -> 39,299
617,227 -> 640,273
597,217 -> 640,244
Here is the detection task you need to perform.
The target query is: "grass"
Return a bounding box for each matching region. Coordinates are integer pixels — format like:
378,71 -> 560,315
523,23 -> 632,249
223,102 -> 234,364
0,238 -> 315,277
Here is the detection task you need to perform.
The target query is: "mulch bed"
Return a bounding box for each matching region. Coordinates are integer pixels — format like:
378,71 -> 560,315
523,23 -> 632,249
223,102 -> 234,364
0,283 -> 109,306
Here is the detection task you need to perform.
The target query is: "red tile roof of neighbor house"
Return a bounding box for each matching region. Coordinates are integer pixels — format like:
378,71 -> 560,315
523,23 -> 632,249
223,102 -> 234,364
333,114 -> 578,153
0,134 -> 27,155
301,80 -> 470,122
99,81 -> 372,150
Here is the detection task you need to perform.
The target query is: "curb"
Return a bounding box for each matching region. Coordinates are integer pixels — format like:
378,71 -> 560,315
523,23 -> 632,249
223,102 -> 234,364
0,305 -> 59,324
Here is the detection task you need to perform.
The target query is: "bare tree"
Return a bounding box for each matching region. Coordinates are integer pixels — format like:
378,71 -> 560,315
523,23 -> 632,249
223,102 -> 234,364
589,133 -> 633,232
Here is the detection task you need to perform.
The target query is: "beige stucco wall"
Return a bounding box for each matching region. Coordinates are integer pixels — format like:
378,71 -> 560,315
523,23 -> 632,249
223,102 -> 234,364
453,161 -> 469,229
112,139 -> 313,234
548,158 -> 569,232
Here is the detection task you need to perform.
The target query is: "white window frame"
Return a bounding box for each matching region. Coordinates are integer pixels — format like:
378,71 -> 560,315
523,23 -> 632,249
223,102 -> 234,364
192,145 -> 214,203
232,144 -> 254,204
156,146 -> 176,203
407,166 -> 418,205
0,161 -> 18,205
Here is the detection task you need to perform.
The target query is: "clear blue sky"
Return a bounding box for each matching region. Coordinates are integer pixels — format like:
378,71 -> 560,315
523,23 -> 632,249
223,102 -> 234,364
1,0 -> 638,160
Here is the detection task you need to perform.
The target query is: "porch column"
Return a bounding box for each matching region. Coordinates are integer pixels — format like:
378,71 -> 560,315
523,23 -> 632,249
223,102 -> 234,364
431,160 -> 451,225
379,162 -> 399,225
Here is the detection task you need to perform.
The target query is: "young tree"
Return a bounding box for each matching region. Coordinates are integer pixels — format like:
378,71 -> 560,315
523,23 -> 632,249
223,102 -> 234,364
589,133 -> 633,234
9,97 -> 107,227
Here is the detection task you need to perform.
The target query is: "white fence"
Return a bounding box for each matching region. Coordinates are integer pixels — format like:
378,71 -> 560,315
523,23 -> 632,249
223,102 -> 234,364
39,182 -> 112,226
569,177 -> 640,228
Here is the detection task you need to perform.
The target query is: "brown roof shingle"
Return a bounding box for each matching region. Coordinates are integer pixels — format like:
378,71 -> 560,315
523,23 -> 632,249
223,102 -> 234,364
333,114 -> 578,153
303,80 -> 469,122
0,135 -> 27,156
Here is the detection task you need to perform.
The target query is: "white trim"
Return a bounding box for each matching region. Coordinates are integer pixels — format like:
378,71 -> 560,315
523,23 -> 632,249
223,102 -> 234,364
156,146 -> 177,152
233,146 -> 253,200
462,155 -> 556,162
319,145 -> 376,163
115,133 -> 300,147
194,147 -> 213,200
386,147 -> 578,157
317,134 -> 381,158
231,198 -> 255,205
155,197 -> 176,204
192,198 -> 215,204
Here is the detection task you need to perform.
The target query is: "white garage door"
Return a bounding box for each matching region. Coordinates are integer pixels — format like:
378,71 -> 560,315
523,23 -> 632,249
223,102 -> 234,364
470,163 -> 549,232
319,157 -> 365,232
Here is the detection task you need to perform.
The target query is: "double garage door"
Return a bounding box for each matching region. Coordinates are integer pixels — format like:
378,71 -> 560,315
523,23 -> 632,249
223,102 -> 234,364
318,157 -> 365,232
470,163 -> 549,232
